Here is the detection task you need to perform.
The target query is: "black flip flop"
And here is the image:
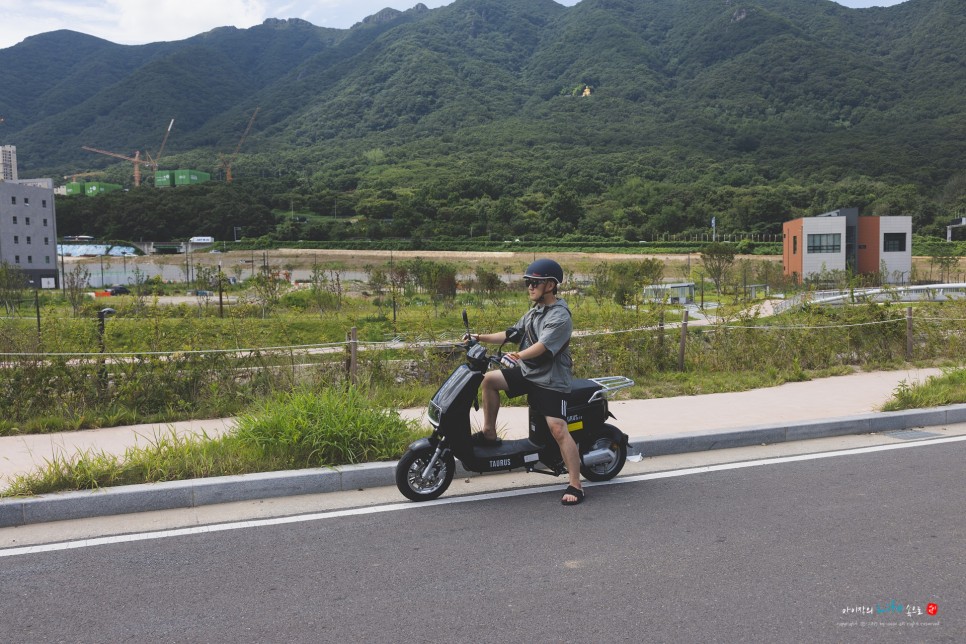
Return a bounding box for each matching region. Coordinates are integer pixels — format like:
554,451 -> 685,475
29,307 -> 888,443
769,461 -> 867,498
561,485 -> 584,505
471,431 -> 502,446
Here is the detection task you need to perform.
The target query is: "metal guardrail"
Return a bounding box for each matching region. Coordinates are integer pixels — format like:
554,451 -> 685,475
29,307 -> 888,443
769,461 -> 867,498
773,283 -> 966,314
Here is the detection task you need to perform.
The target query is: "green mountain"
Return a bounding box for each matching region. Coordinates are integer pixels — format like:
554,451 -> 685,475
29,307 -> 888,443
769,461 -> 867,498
2,0 -> 965,242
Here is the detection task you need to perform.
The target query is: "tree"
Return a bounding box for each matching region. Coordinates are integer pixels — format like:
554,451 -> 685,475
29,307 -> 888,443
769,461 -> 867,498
193,265 -> 219,309
701,242 -> 738,294
0,262 -> 27,314
63,264 -> 91,316
924,242 -> 959,283
251,265 -> 286,316
474,265 -> 503,306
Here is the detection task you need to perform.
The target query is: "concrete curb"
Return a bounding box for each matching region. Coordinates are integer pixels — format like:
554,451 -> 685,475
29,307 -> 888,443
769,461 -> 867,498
2,404 -> 964,528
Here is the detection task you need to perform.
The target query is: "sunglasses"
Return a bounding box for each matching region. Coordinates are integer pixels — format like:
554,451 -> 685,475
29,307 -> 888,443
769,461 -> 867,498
525,278 -> 549,288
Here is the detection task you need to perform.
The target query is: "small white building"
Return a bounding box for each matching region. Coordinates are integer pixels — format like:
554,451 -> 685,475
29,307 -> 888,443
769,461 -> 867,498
643,281 -> 695,304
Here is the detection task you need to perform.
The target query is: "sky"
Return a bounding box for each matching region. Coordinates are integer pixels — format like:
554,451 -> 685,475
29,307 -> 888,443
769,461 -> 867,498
0,0 -> 911,50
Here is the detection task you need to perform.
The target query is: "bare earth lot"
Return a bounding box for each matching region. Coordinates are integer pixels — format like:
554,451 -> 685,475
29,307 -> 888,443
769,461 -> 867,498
69,248 -> 781,289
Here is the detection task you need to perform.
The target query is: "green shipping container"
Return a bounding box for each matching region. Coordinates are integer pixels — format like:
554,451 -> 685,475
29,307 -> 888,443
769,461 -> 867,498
155,171 -> 175,187
65,182 -> 86,195
174,169 -> 211,186
85,182 -> 122,196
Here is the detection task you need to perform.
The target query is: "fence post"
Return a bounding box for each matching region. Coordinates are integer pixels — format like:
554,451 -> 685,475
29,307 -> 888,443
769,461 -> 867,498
679,309 -> 688,371
906,307 -> 913,360
347,326 -> 358,385
658,311 -> 665,364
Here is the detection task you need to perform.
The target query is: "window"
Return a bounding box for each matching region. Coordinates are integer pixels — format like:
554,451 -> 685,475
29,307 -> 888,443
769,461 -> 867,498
42,200 -> 47,208
13,235 -> 18,244
793,236 -> 797,254
26,236 -> 31,245
25,217 -> 29,225
27,256 -> 32,264
807,233 -> 841,253
14,255 -> 19,263
44,237 -> 49,245
884,233 -> 907,252
43,218 -> 48,226
46,256 -> 51,264
10,196 -> 15,205
11,216 -> 16,224
24,197 -> 29,206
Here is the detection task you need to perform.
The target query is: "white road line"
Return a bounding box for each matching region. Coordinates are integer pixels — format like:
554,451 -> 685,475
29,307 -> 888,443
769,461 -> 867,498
3,434 -> 965,559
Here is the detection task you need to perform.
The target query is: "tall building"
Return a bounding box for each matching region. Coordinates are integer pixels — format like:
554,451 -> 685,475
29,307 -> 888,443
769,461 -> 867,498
0,181 -> 59,288
0,145 -> 18,181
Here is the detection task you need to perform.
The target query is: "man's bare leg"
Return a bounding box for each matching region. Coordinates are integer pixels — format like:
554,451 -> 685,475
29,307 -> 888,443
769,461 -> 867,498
480,371 -> 508,441
547,416 -> 582,503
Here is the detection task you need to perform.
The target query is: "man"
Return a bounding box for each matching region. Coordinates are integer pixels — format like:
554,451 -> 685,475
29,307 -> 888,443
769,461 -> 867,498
466,259 -> 583,505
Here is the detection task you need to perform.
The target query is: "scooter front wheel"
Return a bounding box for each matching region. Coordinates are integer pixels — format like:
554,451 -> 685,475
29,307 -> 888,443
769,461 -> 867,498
395,445 -> 455,501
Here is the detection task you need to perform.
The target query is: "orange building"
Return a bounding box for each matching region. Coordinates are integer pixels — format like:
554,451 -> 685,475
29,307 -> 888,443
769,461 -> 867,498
783,208 -> 912,284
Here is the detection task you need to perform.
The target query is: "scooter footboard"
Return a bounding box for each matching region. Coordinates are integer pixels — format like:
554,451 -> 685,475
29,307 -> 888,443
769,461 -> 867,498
462,438 -> 543,473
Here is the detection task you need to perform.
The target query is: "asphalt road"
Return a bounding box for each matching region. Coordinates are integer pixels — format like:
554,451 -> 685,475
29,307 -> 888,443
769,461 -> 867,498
1,438 -> 962,643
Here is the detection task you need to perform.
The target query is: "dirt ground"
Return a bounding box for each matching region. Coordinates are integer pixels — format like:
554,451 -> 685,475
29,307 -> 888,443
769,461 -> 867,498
67,247 -> 952,287
67,247 -> 777,275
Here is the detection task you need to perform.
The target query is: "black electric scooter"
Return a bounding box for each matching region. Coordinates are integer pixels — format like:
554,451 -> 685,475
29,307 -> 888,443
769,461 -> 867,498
395,312 -> 635,501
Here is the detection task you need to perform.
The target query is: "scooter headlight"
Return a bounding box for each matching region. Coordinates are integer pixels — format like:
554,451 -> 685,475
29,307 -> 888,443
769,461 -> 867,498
427,401 -> 442,427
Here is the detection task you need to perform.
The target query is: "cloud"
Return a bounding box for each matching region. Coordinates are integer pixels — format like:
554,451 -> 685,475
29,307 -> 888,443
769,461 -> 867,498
0,0 -> 270,47
105,0 -> 268,44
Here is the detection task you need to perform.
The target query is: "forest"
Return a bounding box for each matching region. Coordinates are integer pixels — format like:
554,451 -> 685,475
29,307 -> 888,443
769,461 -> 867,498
3,0 -> 965,243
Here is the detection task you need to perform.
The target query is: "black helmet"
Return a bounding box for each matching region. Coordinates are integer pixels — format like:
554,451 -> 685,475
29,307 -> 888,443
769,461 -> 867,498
524,258 -> 564,285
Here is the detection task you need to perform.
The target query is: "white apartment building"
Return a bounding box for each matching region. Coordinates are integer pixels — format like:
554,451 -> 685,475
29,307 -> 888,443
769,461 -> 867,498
1,145 -> 18,181
0,180 -> 59,288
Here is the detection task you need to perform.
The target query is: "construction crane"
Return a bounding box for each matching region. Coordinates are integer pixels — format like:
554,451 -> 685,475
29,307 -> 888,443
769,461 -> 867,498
220,107 -> 259,183
81,147 -> 148,186
145,118 -> 175,171
82,118 -> 175,187
63,171 -> 106,182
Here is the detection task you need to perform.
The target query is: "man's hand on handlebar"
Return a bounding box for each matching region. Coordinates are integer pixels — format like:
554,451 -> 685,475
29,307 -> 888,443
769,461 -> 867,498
499,352 -> 520,368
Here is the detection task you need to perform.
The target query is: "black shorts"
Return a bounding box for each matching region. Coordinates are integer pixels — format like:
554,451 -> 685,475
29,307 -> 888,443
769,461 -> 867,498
502,367 -> 568,420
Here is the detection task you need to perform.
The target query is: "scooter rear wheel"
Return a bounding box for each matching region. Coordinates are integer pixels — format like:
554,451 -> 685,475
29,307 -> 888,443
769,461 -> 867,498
579,425 -> 627,482
395,445 -> 455,501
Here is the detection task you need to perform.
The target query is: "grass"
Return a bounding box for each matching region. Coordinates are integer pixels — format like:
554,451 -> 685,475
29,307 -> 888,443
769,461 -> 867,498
882,368 -> 966,411
232,386 -> 424,468
2,385 -> 424,497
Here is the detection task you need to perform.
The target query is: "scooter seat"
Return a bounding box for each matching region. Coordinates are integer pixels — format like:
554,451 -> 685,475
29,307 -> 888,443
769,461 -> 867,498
567,379 -> 603,406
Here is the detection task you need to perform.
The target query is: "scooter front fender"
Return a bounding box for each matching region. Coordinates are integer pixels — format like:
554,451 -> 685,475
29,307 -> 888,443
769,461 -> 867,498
405,437 -> 435,452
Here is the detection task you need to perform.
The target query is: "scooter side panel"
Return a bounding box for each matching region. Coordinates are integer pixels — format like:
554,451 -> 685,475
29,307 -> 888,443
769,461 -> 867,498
458,438 -> 544,473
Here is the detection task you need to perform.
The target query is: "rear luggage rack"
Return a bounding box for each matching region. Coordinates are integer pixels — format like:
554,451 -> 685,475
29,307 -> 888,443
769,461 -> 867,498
587,376 -> 635,402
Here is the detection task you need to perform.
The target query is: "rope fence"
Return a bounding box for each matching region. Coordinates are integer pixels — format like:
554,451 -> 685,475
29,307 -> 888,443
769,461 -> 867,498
2,305 -> 966,428
3,309 -> 966,360
0,307 -> 966,373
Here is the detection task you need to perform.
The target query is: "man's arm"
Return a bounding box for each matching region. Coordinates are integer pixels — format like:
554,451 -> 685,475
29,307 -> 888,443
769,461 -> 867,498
469,331 -> 508,344
505,341 -> 547,363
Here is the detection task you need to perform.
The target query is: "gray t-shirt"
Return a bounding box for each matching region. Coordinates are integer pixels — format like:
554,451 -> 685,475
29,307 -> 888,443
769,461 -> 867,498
512,298 -> 573,393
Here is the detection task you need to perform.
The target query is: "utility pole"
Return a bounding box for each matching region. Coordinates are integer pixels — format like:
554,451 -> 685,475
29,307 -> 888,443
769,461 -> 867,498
218,261 -> 224,318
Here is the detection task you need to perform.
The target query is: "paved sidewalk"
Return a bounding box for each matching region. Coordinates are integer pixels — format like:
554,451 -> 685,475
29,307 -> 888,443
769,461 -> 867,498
2,367 -> 962,527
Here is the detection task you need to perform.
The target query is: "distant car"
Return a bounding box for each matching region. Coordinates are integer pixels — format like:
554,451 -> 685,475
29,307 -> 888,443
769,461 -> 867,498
108,286 -> 130,295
